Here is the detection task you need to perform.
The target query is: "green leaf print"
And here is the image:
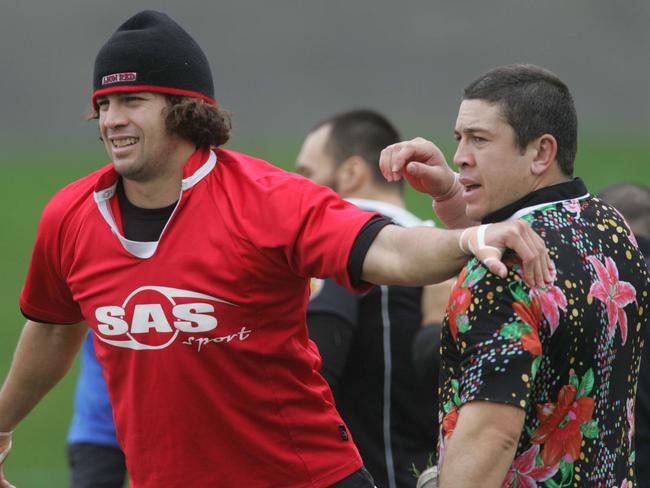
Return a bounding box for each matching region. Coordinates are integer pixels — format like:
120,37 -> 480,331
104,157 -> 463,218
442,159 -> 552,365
580,420 -> 599,439
457,314 -> 470,334
500,322 -> 522,341
443,400 -> 453,414
531,356 -> 541,380
508,280 -> 530,304
577,369 -> 595,398
462,263 -> 487,288
544,479 -> 560,488
453,391 -> 461,407
559,459 -> 573,482
569,375 -> 580,389
500,321 -> 532,341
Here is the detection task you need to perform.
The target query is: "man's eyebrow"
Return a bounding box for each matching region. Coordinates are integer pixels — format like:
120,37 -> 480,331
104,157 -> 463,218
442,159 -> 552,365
454,127 -> 492,137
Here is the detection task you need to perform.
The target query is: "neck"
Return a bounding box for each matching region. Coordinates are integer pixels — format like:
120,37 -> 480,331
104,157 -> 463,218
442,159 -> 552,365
530,167 -> 572,193
122,144 -> 195,209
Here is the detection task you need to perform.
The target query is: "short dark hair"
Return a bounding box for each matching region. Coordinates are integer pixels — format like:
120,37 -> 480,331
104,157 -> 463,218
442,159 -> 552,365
89,95 -> 231,148
463,64 -> 577,175
598,182 -> 650,237
314,109 -> 402,190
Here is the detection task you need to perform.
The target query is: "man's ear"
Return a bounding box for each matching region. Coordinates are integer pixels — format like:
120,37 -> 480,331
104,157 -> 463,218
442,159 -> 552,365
336,156 -> 369,195
530,134 -> 558,176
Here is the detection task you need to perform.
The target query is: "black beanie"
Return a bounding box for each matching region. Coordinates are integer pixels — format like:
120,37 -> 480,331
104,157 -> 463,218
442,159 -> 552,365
92,10 -> 215,108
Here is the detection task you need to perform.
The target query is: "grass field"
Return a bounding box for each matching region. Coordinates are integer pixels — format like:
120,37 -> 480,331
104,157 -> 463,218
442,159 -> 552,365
0,137 -> 647,486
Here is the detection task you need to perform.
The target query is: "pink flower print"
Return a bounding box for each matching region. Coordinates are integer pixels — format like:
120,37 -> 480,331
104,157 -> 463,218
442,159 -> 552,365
620,479 -> 629,488
502,445 -> 559,488
530,285 -> 567,335
627,398 -> 635,452
563,199 -> 581,219
587,255 -> 637,344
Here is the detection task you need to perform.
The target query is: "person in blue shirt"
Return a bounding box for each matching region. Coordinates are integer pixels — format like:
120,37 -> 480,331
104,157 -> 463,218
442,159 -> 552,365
68,331 -> 125,488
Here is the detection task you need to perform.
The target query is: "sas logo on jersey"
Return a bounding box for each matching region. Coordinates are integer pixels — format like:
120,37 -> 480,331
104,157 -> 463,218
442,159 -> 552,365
309,278 -> 325,301
94,286 -> 237,351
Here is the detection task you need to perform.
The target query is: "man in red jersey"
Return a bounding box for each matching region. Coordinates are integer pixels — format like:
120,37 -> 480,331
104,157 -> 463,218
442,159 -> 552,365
0,11 -> 550,488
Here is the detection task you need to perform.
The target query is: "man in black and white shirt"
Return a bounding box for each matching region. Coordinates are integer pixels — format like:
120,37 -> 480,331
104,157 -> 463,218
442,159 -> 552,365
297,110 -> 448,488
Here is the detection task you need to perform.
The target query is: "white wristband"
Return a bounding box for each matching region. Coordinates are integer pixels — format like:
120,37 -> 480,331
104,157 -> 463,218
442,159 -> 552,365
0,431 -> 13,437
432,172 -> 460,202
459,227 -> 472,255
459,224 -> 504,266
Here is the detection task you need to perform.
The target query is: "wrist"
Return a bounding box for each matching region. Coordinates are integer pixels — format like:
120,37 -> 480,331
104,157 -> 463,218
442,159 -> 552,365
433,172 -> 461,202
0,431 -> 13,437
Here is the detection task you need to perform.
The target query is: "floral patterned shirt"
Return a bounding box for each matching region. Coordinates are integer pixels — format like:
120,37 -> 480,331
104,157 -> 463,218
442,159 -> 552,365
438,179 -> 649,488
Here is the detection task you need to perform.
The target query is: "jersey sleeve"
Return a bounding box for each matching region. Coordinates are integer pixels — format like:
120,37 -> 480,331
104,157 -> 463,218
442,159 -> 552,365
443,256 -> 541,411
248,174 -> 379,292
19,198 -> 83,324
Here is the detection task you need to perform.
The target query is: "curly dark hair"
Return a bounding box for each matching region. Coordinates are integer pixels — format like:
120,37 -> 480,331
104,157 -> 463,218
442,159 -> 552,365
165,95 -> 231,148
89,94 -> 231,148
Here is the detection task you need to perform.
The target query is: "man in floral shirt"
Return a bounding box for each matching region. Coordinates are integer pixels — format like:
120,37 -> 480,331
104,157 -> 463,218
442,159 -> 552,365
380,64 -> 649,487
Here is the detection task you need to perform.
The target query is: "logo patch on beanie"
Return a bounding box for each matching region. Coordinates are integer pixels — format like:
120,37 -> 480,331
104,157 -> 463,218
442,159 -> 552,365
102,72 -> 137,85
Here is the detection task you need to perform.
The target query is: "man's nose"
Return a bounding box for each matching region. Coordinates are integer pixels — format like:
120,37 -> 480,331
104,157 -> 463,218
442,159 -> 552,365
453,140 -> 472,168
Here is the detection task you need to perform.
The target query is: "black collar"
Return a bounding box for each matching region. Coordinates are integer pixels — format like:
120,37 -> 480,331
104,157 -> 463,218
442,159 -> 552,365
482,178 -> 589,224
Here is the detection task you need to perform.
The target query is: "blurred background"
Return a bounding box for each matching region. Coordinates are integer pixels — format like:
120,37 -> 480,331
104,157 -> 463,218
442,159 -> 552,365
1,0 -> 648,485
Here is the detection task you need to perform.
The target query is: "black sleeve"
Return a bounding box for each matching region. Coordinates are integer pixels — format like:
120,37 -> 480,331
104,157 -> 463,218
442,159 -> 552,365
347,216 -> 394,287
307,278 -> 359,391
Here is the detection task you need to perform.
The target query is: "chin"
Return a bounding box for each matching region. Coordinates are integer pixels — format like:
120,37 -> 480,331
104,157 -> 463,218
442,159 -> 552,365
465,205 -> 489,222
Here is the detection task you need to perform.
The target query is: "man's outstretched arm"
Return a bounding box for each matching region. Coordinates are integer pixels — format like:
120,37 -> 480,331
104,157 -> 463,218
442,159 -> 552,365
361,219 -> 552,289
0,320 -> 87,487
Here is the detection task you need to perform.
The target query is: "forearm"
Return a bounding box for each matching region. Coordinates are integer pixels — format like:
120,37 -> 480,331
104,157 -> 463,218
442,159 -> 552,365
362,225 -> 466,286
439,401 -> 523,487
440,431 -> 516,487
0,321 -> 87,431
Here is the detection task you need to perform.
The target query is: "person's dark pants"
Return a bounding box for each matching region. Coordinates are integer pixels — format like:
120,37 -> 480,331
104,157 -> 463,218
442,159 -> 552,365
68,442 -> 371,488
329,467 -> 376,488
68,442 -> 126,488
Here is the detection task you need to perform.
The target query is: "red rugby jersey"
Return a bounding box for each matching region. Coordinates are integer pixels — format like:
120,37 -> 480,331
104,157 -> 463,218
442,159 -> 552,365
20,147 -> 376,488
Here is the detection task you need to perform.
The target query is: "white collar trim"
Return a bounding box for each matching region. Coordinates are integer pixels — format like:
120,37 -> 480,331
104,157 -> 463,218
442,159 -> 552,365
93,150 -> 217,259
507,193 -> 591,221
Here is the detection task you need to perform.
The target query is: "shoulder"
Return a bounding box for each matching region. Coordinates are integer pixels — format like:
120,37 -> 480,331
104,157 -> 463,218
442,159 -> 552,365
216,148 -> 305,186
216,148 -> 344,197
214,148 -> 350,209
39,165 -> 110,231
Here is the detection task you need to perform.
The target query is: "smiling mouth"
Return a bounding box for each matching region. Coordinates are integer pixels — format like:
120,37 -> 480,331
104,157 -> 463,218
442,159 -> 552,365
111,137 -> 139,148
464,184 -> 481,191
